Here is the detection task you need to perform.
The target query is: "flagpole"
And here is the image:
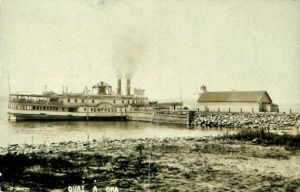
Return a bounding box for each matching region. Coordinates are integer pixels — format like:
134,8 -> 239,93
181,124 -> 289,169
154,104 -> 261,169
8,76 -> 11,94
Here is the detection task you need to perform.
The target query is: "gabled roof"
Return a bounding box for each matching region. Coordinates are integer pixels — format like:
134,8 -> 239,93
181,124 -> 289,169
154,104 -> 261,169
197,91 -> 272,102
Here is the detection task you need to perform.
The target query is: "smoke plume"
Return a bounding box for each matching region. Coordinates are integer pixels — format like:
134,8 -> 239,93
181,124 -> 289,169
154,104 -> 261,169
86,0 -> 118,10
113,30 -> 146,79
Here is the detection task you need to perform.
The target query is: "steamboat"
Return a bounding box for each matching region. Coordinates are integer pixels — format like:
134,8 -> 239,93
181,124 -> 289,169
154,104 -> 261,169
7,78 -> 148,121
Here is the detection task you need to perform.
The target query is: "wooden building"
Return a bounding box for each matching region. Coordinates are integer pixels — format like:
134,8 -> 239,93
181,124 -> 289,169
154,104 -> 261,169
197,90 -> 278,112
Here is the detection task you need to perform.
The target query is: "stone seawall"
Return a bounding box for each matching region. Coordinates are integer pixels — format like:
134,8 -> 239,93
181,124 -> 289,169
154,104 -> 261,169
192,112 -> 300,130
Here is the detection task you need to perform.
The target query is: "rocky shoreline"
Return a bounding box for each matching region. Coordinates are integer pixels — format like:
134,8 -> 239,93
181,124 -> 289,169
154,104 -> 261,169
192,112 -> 300,130
0,135 -> 300,192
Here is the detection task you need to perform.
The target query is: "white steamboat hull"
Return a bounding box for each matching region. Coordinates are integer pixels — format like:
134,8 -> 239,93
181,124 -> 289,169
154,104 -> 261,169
8,109 -> 126,121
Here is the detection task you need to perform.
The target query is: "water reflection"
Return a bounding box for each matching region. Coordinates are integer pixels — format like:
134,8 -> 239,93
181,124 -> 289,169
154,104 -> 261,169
0,119 -> 237,147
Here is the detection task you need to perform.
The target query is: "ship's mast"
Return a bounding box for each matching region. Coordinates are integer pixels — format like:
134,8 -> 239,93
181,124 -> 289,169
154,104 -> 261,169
8,76 -> 11,95
86,86 -> 89,121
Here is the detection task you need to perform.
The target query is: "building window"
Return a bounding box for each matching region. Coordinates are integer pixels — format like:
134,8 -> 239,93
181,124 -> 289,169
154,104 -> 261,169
122,100 -> 124,104
127,100 -> 130,104
82,99 -> 84,103
75,99 -> 77,103
92,100 -> 94,103
91,108 -> 93,112
68,99 -> 70,103
113,100 -> 115,104
84,108 -> 86,111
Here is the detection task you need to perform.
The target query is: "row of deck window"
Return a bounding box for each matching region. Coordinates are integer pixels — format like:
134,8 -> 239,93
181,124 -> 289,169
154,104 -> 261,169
11,97 -> 145,105
65,99 -> 139,104
8,104 -> 126,113
83,108 -> 124,112
8,104 -> 60,111
67,99 -> 95,103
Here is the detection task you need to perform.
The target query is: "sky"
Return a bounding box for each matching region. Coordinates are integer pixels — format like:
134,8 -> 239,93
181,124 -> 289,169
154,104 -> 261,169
0,0 -> 299,107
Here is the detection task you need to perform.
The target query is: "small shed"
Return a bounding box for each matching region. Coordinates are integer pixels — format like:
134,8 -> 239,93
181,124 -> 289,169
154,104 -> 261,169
197,91 -> 278,112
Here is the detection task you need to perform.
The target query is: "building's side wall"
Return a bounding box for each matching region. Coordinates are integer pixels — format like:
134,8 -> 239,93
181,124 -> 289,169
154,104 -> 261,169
271,105 -> 279,112
198,102 -> 259,112
264,104 -> 279,112
265,104 -> 271,112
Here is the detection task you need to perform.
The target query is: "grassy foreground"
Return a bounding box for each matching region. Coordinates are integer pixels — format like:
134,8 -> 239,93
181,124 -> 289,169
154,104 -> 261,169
0,131 -> 300,191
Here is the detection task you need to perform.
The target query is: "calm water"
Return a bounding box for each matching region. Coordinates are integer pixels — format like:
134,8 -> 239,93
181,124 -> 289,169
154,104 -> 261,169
0,97 -> 238,147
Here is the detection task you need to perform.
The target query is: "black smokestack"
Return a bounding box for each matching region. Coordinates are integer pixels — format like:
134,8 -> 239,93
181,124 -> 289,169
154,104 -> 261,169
126,79 -> 131,95
118,79 -> 121,95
